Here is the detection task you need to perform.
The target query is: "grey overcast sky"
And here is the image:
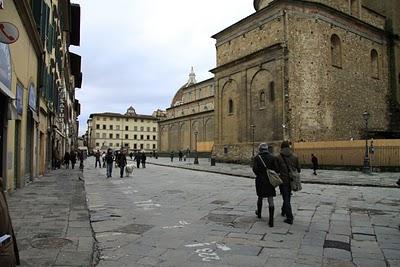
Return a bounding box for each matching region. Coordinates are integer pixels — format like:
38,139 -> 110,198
71,0 -> 255,135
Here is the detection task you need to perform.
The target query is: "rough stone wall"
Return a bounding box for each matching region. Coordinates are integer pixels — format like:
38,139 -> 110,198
360,6 -> 386,29
286,6 -> 389,141
215,10 -> 284,66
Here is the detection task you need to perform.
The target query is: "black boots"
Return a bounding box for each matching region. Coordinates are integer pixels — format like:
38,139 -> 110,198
255,198 -> 262,218
268,207 -> 274,227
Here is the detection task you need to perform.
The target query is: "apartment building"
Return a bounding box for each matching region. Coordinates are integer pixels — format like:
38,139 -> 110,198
89,107 -> 159,153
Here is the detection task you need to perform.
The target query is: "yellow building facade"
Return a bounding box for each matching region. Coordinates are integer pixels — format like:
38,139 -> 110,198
1,0 -> 41,191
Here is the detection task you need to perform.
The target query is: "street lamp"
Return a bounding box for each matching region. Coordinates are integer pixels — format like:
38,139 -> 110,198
194,131 -> 199,165
250,124 -> 256,157
362,111 -> 371,173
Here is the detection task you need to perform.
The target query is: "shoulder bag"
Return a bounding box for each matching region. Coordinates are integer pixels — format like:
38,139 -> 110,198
258,155 -> 282,188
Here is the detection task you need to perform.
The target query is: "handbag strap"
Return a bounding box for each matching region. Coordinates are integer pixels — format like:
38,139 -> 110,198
258,155 -> 267,170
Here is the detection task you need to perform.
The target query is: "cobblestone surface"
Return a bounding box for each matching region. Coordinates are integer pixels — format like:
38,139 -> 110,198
147,157 -> 400,188
85,158 -> 400,267
7,168 -> 95,267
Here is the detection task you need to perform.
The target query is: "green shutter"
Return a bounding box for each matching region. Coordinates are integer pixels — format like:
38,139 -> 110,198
31,0 -> 42,27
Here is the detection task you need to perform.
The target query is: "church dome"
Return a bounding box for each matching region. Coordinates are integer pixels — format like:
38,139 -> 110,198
171,67 -> 197,107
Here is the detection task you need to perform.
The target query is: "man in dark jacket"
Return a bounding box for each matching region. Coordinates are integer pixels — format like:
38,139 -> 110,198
0,178 -> 20,266
64,152 -> 70,169
70,150 -> 77,169
277,141 -> 301,225
252,143 -> 280,227
95,150 -> 101,168
311,154 -> 318,175
141,152 -> 147,168
118,151 -> 127,178
134,152 -> 141,168
104,149 -> 114,178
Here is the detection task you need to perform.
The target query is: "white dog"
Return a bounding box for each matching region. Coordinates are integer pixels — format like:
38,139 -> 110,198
125,164 -> 135,177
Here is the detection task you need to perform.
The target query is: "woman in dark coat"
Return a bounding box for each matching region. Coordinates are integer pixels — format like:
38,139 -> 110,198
64,152 -> 70,169
70,151 -> 77,169
252,143 -> 280,227
0,178 -> 20,266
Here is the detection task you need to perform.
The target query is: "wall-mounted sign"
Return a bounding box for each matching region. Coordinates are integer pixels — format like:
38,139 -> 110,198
16,83 -> 23,115
0,22 -> 19,44
0,43 -> 11,93
28,83 -> 37,111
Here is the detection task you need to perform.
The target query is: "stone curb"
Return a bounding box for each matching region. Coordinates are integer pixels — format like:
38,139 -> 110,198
148,162 -> 398,189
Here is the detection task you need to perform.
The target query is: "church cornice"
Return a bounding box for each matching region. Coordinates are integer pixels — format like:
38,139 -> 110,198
212,0 -> 388,46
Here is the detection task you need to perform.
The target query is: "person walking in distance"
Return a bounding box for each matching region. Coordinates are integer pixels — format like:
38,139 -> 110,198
0,178 -> 20,266
141,152 -> 147,168
95,150 -> 101,168
277,141 -> 301,225
64,151 -> 70,169
134,152 -> 141,168
311,154 -> 318,175
170,151 -> 174,162
70,150 -> 77,169
118,151 -> 127,178
178,150 -> 183,161
105,149 -> 114,178
101,151 -> 106,168
252,143 -> 279,227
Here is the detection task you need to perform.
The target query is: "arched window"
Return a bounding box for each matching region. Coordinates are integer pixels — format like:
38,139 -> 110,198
228,99 -> 234,114
269,81 -> 275,101
371,49 -> 379,78
259,91 -> 266,107
331,34 -> 342,68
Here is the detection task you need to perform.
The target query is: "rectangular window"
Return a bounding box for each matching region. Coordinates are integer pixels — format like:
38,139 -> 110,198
103,125 -> 106,129
146,144 -> 150,149
141,120 -> 144,122
110,117 -> 114,121
140,127 -> 144,131
96,143 -> 100,146
147,127 -> 150,132
102,133 -> 106,138
140,135 -> 144,140
96,133 -> 100,138
116,125 -> 120,130
147,135 -> 150,140
153,135 -> 156,140
96,124 -> 100,129
153,127 -> 156,132
134,126 -> 138,131
153,144 -> 156,149
116,134 -> 120,139
125,134 -> 129,139
110,143 -> 113,147
125,126 -> 129,131
126,118 -> 129,122
110,125 -> 113,130
109,134 -> 113,139
134,119 -> 137,122
140,144 -> 144,149
134,144 -> 137,149
103,117 -> 106,121
134,135 -> 137,140
125,143 -> 129,147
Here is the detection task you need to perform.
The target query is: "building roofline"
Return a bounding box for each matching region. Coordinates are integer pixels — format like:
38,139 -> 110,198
211,0 -> 387,41
89,112 -> 158,120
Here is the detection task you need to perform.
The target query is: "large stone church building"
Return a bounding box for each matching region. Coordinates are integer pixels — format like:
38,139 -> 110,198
160,0 -> 399,163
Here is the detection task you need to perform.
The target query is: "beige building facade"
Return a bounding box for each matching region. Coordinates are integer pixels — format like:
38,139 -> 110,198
159,69 -> 215,153
211,0 -> 399,162
89,107 -> 159,153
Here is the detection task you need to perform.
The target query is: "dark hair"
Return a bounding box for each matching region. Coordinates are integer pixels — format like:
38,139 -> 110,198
281,141 -> 290,149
